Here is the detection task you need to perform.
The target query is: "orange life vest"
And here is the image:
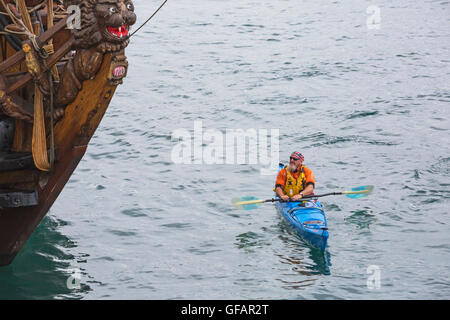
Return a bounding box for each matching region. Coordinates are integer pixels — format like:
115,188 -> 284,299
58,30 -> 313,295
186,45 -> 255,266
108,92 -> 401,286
274,166 -> 307,196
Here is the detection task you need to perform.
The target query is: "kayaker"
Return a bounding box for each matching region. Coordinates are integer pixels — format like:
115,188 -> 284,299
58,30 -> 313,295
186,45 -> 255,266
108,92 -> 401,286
274,152 -> 316,202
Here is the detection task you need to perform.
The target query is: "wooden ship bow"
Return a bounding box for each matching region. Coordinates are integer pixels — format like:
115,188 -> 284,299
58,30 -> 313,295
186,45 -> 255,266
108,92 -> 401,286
0,0 -> 136,266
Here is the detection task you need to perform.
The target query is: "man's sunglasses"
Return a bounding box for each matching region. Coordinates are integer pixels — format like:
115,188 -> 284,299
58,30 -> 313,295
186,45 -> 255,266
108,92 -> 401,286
290,157 -> 301,161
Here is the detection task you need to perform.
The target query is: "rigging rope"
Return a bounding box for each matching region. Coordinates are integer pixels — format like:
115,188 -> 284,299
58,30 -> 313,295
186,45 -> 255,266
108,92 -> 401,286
130,0 -> 168,38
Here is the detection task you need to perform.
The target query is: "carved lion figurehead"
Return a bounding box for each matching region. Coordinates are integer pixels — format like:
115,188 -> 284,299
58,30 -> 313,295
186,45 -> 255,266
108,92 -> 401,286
64,0 -> 137,52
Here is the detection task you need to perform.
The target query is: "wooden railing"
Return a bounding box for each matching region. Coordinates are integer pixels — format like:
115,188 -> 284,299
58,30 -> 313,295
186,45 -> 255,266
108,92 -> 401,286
0,17 -> 73,95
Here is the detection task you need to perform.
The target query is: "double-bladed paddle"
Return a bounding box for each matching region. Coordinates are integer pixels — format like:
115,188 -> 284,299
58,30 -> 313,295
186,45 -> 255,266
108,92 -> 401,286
232,185 -> 374,210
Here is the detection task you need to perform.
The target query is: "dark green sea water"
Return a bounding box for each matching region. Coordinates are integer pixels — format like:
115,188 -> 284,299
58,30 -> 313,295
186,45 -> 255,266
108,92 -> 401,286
1,0 -> 449,299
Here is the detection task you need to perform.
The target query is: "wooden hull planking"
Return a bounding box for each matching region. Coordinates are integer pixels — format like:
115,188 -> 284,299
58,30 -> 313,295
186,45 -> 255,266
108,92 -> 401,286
0,54 -> 118,266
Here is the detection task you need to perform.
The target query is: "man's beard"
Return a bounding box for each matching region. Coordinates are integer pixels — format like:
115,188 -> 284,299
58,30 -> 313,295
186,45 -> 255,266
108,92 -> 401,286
287,163 -> 298,172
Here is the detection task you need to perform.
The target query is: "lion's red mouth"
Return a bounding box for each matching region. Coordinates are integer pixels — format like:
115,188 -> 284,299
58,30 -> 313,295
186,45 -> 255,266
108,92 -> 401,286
107,25 -> 129,38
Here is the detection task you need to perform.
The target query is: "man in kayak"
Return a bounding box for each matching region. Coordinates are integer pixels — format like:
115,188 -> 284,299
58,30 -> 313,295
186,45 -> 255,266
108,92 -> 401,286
274,152 -> 316,202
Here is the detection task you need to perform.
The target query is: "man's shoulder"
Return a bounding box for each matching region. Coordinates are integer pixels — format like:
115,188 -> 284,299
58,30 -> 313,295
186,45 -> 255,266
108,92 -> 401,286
303,166 -> 314,175
303,165 -> 312,172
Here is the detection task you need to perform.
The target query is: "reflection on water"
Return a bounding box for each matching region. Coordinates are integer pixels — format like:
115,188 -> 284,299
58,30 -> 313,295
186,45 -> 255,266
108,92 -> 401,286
0,216 -> 91,300
273,221 -> 331,290
234,216 -> 331,291
274,236 -> 331,289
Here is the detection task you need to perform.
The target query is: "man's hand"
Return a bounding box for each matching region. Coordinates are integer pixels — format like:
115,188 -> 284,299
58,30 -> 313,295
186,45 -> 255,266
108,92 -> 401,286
291,193 -> 303,201
280,195 -> 290,202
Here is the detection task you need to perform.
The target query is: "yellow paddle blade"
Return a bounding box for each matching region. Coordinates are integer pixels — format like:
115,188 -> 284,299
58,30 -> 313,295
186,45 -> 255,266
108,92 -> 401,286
232,196 -> 264,210
343,185 -> 374,198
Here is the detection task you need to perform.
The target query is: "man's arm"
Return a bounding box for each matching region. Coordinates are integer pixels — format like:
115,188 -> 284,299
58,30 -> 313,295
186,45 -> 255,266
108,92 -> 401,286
275,170 -> 289,201
275,186 -> 290,201
302,183 -> 314,196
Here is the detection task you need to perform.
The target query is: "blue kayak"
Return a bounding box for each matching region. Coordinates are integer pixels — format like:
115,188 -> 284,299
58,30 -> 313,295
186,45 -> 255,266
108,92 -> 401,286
275,164 -> 329,250
275,199 -> 329,250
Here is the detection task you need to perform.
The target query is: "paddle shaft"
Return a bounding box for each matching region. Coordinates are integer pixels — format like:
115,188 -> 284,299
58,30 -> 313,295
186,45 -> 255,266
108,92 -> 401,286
234,187 -> 373,206
237,193 -> 343,206
303,192 -> 341,199
290,189 -> 369,200
265,191 -> 362,203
